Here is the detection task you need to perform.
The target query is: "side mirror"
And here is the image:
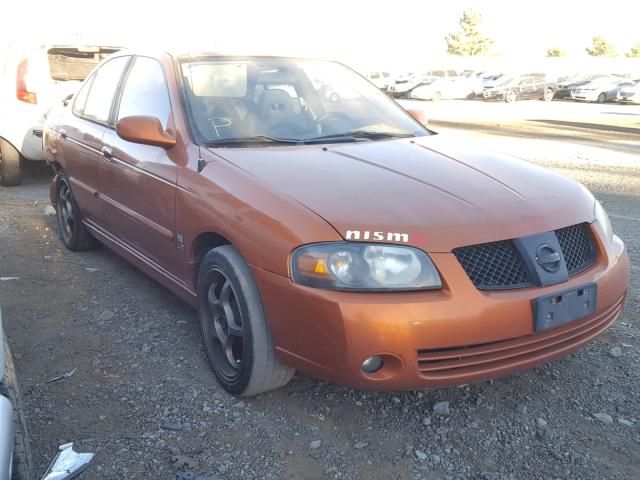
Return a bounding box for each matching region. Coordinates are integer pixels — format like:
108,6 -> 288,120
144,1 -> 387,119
406,108 -> 428,127
62,93 -> 74,107
115,115 -> 176,149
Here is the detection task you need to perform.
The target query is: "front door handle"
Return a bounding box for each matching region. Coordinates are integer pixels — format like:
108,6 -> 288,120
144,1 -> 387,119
101,145 -> 113,159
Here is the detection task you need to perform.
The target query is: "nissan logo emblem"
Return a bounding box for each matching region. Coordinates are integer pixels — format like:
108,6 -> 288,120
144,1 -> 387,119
536,244 -> 562,273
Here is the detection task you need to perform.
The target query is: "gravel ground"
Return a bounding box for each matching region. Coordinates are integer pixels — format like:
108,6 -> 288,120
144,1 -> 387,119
0,100 -> 639,480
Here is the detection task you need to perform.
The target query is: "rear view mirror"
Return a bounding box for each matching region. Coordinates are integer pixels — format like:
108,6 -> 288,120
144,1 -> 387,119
406,108 -> 428,127
115,115 -> 176,149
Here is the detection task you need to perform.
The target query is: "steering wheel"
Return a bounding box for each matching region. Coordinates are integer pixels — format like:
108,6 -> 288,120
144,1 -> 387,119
317,110 -> 352,123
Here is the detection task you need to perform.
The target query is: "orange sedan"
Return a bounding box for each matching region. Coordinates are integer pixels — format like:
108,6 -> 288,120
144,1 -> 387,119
44,50 -> 629,396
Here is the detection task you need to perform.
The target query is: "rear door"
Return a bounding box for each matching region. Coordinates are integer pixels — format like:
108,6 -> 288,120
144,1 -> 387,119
99,55 -> 179,271
59,55 -> 131,223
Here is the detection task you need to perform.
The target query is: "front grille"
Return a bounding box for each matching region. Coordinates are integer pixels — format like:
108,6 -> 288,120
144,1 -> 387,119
452,241 -> 533,290
555,223 -> 596,275
453,223 -> 597,290
416,295 -> 624,383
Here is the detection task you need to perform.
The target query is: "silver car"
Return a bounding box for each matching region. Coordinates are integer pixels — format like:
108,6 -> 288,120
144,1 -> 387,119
571,77 -> 635,103
0,308 -> 32,480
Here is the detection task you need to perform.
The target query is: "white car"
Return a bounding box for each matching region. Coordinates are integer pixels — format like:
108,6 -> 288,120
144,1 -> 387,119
0,44 -> 120,185
571,77 -> 635,103
616,82 -> 640,104
408,75 -> 476,101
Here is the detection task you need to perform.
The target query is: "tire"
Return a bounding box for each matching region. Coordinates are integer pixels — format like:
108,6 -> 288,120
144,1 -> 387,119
197,245 -> 294,396
597,92 -> 607,103
505,91 -> 517,103
543,88 -> 555,101
0,140 -> 22,187
4,339 -> 33,480
55,172 -> 98,251
432,91 -> 442,102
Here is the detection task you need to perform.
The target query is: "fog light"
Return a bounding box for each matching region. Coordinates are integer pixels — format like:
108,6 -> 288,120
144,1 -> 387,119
362,355 -> 384,374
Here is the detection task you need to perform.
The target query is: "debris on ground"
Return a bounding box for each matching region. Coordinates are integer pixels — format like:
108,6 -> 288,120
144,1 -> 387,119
46,368 -> 77,384
41,442 -> 94,480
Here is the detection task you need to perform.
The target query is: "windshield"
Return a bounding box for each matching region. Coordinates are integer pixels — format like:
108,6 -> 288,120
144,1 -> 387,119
179,58 -> 428,145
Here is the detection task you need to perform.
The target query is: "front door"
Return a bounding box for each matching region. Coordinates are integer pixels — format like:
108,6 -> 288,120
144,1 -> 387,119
99,56 -> 179,272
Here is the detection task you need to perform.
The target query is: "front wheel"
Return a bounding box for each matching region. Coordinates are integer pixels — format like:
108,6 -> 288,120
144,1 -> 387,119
432,91 -> 442,102
197,245 -> 294,396
0,139 -> 22,186
543,88 -> 555,101
597,92 -> 607,103
505,91 -> 517,103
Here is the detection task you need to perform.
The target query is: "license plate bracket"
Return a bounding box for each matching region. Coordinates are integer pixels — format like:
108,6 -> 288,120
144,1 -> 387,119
532,283 -> 597,332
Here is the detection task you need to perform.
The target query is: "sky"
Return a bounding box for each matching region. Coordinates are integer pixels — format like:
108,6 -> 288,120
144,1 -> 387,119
3,0 -> 640,72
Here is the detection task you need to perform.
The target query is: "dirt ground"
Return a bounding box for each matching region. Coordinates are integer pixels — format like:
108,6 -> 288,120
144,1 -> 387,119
0,100 -> 639,480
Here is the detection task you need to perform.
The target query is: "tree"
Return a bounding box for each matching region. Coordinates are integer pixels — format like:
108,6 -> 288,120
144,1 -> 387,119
625,41 -> 640,58
546,47 -> 566,57
585,36 -> 616,56
445,10 -> 494,56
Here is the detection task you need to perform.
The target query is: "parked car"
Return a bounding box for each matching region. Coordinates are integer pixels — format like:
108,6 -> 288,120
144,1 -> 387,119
45,50 -> 629,396
366,71 -> 394,91
572,77 -> 636,103
408,75 -> 476,101
0,308 -> 32,480
0,44 -> 120,185
483,75 -> 557,103
389,73 -> 420,98
616,81 -> 640,104
555,75 -> 602,99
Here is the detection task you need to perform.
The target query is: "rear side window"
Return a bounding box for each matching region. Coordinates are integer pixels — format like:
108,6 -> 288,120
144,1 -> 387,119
72,74 -> 94,115
82,56 -> 130,124
116,57 -> 172,129
47,47 -> 121,81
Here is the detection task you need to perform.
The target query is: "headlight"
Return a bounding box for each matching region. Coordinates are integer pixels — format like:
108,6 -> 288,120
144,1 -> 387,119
290,242 -> 442,291
594,200 -> 613,242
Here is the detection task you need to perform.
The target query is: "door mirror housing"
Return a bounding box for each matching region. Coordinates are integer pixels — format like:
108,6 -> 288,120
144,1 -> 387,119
406,108 -> 428,127
115,116 -> 176,149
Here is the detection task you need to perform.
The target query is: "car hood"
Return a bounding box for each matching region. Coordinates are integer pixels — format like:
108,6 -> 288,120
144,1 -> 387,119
211,135 -> 595,252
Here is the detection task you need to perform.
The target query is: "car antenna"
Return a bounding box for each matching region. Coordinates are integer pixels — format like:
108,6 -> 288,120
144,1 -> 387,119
187,49 -> 206,173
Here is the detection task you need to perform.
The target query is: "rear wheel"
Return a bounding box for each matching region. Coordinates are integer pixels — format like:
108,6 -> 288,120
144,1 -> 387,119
198,245 -> 294,396
55,173 -> 98,251
597,92 -> 607,103
0,139 -> 22,187
432,91 -> 442,102
543,88 -> 554,101
505,91 -> 517,103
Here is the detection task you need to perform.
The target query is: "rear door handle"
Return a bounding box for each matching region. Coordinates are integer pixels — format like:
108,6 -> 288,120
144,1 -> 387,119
101,145 -> 113,159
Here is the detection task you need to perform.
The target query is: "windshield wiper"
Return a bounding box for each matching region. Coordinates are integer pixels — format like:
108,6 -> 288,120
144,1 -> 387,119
302,130 -> 415,144
204,135 -> 302,147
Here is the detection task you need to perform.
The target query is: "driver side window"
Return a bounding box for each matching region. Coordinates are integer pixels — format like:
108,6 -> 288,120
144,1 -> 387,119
117,56 -> 172,129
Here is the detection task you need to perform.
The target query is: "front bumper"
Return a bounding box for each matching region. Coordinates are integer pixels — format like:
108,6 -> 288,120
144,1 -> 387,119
616,95 -> 640,104
572,91 -> 599,102
255,224 -> 629,390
